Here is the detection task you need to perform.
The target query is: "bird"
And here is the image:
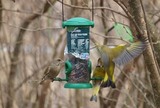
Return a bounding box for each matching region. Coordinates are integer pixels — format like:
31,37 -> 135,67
96,38 -> 147,88
39,58 -> 64,84
90,58 -> 106,102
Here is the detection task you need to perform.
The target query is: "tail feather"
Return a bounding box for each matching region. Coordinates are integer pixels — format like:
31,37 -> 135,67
90,95 -> 97,102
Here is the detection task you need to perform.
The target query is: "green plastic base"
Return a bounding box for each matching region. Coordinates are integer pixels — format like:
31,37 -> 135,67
64,83 -> 93,89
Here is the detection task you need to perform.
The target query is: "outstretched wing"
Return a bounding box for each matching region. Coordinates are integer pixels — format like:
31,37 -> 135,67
113,41 -> 147,66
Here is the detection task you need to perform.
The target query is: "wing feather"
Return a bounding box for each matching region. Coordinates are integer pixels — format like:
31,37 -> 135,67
101,52 -> 109,70
113,41 -> 147,66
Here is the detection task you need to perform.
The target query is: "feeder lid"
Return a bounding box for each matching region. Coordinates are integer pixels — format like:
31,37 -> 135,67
62,17 -> 94,28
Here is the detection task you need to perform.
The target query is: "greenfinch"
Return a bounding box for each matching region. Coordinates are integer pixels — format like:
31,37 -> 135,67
96,39 -> 147,88
90,58 -> 105,102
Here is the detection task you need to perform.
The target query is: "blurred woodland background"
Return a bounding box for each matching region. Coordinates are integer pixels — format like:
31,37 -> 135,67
0,0 -> 160,108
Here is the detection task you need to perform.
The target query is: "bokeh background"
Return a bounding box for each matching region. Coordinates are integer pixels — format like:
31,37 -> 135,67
0,0 -> 160,108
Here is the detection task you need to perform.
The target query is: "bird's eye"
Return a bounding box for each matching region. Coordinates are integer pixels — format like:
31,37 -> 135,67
57,59 -> 61,62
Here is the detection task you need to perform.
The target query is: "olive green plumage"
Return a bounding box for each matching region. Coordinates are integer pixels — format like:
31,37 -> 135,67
90,58 -> 105,102
96,39 -> 147,88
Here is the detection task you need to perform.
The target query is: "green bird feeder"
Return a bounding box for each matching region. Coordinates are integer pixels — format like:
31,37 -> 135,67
62,17 -> 94,89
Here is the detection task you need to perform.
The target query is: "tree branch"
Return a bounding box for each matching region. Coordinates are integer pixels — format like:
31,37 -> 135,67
57,0 -> 128,18
6,1 -> 56,108
113,0 -> 143,36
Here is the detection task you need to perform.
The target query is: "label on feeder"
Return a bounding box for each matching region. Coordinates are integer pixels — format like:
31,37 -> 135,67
67,27 -> 90,59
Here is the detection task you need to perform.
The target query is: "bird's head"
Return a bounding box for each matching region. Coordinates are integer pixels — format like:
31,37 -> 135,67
51,58 -> 64,66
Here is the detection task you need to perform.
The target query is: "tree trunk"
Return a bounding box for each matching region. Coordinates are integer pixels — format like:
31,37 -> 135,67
128,0 -> 160,107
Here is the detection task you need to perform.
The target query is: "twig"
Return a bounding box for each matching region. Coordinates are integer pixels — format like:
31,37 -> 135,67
113,0 -> 143,35
95,14 -> 130,28
95,13 -> 116,23
46,0 -> 64,18
107,1 -> 116,22
7,1 -> 55,107
116,65 -> 156,108
154,17 -> 160,25
90,31 -> 131,44
100,0 -> 110,44
117,79 -> 138,108
57,0 -> 128,18
140,0 -> 160,73
52,29 -> 66,58
0,8 -> 59,19
0,82 -> 4,108
101,96 -> 132,108
14,60 -> 54,91
100,0 -> 107,30
0,21 -> 62,31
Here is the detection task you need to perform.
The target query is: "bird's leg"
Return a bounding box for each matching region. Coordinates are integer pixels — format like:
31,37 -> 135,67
90,84 -> 100,102
101,63 -> 116,88
109,63 -> 116,88
100,71 -> 111,87
104,71 -> 109,82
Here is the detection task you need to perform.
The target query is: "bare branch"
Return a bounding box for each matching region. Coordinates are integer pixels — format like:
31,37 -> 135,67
6,1 -> 56,108
90,31 -> 131,44
113,0 -> 143,36
116,66 -> 156,108
139,0 -> 160,72
14,60 -> 54,91
0,8 -> 59,19
0,21 -> 62,31
57,0 -> 128,18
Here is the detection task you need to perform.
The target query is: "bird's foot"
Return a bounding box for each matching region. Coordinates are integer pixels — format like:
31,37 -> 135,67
101,79 -> 116,88
101,79 -> 111,88
111,82 -> 116,88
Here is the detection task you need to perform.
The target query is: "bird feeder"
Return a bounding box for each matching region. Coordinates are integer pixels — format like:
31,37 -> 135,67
62,17 -> 94,89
